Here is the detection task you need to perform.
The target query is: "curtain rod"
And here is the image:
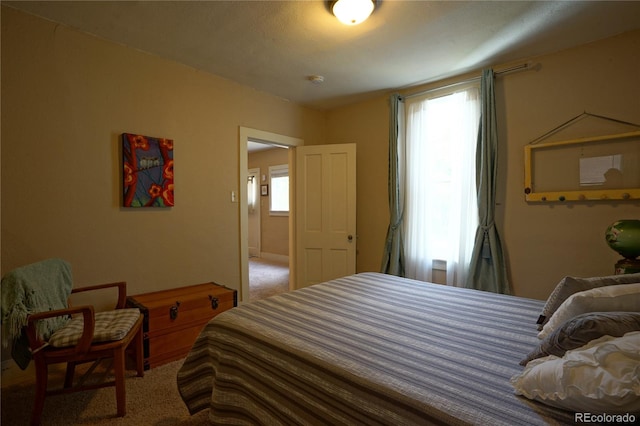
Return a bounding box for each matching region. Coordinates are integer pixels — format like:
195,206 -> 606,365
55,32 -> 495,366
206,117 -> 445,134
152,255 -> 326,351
403,62 -> 535,100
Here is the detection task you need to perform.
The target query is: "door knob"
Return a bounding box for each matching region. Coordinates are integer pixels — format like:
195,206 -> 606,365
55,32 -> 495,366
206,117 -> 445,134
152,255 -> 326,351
348,235 -> 353,242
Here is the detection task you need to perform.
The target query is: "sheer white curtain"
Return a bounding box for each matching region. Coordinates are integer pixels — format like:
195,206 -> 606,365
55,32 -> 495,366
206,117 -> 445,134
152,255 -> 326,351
248,176 -> 257,212
403,87 -> 480,286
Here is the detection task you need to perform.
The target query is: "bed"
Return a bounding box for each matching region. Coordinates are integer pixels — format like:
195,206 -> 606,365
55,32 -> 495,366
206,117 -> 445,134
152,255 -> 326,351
176,272 -> 627,425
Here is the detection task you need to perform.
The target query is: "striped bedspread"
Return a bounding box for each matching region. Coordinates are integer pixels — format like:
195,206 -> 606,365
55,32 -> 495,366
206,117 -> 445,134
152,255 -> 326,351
177,272 -> 574,425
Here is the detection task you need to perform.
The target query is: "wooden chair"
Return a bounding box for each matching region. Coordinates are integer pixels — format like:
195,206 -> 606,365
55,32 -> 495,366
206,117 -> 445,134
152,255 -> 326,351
1,260 -> 144,425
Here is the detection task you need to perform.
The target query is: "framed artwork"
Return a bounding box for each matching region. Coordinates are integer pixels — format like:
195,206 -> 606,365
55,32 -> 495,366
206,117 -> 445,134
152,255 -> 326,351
122,133 -> 174,207
261,184 -> 269,196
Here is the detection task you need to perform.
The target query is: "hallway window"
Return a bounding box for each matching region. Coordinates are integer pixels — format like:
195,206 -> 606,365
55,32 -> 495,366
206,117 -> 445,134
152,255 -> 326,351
248,175 -> 257,212
269,164 -> 289,215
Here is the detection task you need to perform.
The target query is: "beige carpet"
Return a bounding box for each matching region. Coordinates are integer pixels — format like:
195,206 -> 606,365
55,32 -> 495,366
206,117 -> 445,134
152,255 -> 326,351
1,359 -> 208,425
249,257 -> 289,301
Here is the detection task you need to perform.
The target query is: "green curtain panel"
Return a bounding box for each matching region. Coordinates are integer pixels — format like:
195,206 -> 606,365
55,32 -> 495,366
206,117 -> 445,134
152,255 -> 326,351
466,69 -> 510,294
381,93 -> 405,276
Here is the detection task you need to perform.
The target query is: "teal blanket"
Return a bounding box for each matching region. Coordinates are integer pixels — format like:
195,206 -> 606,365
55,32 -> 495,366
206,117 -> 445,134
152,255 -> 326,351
1,258 -> 73,369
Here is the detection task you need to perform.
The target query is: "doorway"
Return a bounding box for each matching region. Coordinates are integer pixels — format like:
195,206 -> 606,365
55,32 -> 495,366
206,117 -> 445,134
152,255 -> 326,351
247,144 -> 288,301
239,127 -> 303,304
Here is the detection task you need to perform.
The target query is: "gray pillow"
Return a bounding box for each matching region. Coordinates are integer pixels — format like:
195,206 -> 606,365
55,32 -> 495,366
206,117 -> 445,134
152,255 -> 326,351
521,311 -> 640,365
537,273 -> 640,330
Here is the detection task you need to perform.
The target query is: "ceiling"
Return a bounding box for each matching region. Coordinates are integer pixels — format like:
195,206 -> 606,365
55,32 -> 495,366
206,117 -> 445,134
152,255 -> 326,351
5,1 -> 640,110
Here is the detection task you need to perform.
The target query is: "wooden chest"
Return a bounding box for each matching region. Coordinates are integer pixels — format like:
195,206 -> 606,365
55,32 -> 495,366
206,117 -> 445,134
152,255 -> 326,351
126,282 -> 237,369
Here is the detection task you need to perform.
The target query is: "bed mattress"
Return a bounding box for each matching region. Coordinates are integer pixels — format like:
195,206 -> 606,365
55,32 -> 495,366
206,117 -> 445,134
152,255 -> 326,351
177,272 -> 574,425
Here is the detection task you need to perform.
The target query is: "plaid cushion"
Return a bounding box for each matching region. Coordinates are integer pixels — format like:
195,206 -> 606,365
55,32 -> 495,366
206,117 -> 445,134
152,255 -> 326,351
48,308 -> 140,348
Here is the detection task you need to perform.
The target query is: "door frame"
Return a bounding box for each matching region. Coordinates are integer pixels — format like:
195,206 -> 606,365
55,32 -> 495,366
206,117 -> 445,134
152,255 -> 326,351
239,127 -> 303,304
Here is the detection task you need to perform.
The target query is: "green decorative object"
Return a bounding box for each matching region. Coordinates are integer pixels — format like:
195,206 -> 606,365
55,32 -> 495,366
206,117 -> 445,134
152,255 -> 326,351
605,219 -> 640,260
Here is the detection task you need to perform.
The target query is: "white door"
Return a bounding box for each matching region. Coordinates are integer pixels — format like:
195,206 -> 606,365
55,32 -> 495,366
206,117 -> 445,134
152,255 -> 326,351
296,143 -> 356,287
247,168 -> 260,258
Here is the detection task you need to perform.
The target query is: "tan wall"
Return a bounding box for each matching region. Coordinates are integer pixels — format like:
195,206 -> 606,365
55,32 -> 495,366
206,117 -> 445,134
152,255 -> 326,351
2,7 -> 639,319
497,30 -> 640,299
248,148 -> 290,256
324,98 -> 390,273
0,8 -> 325,298
326,29 -> 640,300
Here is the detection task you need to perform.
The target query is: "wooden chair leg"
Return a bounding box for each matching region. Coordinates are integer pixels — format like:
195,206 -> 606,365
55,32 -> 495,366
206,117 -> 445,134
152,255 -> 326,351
114,348 -> 127,417
64,361 -> 77,388
31,359 -> 49,426
134,325 -> 144,377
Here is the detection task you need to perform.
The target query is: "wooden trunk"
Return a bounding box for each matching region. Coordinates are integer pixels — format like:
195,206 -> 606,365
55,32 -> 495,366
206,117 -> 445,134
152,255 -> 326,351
126,282 -> 237,369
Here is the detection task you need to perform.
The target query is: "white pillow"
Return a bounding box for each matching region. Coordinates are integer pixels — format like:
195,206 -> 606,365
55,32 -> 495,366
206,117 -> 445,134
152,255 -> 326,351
537,273 -> 640,330
511,331 -> 640,413
538,283 -> 640,339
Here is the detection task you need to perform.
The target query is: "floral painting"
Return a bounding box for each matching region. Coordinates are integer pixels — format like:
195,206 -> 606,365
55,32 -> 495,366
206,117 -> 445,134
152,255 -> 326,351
122,133 -> 174,207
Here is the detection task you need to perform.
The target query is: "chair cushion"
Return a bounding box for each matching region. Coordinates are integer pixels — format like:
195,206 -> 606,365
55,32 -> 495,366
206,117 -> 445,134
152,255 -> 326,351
48,308 -> 140,348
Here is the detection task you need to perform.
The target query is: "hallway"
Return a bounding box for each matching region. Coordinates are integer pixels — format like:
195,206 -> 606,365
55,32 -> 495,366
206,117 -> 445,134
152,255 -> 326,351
249,257 -> 289,301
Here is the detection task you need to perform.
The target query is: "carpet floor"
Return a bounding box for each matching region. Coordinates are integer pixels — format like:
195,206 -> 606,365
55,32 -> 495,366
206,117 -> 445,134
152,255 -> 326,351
1,359 -> 208,425
248,257 -> 289,301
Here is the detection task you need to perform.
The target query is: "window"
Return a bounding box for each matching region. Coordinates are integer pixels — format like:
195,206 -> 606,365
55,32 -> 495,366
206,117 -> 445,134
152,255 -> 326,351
403,86 -> 480,286
269,164 -> 289,215
247,175 -> 257,212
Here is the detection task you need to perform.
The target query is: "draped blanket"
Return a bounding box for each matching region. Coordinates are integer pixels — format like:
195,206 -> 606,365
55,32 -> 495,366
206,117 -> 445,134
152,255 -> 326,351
177,273 -> 573,425
1,258 -> 73,369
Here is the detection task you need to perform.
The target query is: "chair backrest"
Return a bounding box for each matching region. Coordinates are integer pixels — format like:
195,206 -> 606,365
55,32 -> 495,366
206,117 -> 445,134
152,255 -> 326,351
1,258 -> 74,346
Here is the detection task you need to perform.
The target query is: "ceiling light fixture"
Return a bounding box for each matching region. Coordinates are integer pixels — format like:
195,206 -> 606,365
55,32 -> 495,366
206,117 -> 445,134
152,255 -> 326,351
331,0 -> 375,25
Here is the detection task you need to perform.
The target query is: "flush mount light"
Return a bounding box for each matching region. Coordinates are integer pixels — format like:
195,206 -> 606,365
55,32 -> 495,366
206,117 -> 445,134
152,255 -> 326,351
331,0 -> 376,25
